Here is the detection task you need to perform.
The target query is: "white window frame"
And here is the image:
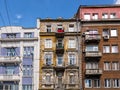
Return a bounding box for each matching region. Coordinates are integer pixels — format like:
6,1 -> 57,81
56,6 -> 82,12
84,13 -> 90,20
44,52 -> 52,65
46,25 -> 51,32
85,79 -> 92,88
57,55 -> 63,66
103,45 -> 110,53
112,62 -> 119,70
86,62 -> 98,69
45,39 -> 52,48
104,79 -> 111,88
93,79 -> 100,88
68,53 -> 76,65
104,62 -> 111,71
110,29 -> 117,37
86,45 -> 98,52
110,13 -> 116,19
68,24 -> 75,32
92,13 -> 98,20
68,39 -> 76,48
113,79 -> 120,88
69,73 -> 75,84
111,45 -> 118,53
102,13 -> 108,19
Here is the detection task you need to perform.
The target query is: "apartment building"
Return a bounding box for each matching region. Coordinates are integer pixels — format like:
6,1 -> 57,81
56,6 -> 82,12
76,5 -> 120,90
0,26 -> 39,90
38,18 -> 81,90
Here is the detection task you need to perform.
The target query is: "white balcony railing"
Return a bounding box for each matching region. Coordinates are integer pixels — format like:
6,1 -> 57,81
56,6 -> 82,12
85,51 -> 102,57
85,34 -> 101,41
85,69 -> 103,75
0,56 -> 21,63
0,75 -> 20,81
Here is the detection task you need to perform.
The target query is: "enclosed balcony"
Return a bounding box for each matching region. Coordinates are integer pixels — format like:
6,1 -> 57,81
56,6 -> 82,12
56,44 -> 64,54
55,29 -> 64,38
0,75 -> 20,81
0,56 -> 21,64
85,34 -> 101,43
85,51 -> 102,58
85,69 -> 103,75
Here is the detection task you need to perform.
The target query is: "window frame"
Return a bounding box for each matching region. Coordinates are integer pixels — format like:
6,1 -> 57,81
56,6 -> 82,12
45,39 -> 52,48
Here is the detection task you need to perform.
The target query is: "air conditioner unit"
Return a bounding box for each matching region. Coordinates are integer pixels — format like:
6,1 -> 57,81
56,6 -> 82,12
103,35 -> 109,39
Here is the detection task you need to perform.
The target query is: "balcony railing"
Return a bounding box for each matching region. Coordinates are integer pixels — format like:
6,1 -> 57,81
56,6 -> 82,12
85,69 -> 103,75
56,45 -> 64,54
85,34 -> 101,42
0,37 -> 38,41
85,51 -> 102,58
0,56 -> 21,63
0,75 -> 20,81
55,29 -> 64,38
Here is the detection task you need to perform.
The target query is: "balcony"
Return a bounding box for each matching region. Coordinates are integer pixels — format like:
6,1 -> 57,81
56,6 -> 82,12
85,69 -> 103,75
85,34 -> 101,43
0,75 -> 20,81
55,29 -> 64,38
0,37 -> 38,41
85,51 -> 102,58
0,56 -> 21,64
56,45 -> 64,54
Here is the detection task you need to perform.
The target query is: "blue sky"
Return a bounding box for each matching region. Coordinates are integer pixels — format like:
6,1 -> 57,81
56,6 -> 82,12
0,0 -> 118,28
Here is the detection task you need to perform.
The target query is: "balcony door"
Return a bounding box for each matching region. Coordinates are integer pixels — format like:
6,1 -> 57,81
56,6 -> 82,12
57,55 -> 63,66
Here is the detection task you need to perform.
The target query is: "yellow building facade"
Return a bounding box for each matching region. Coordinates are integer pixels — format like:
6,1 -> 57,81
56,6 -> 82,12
38,18 -> 81,90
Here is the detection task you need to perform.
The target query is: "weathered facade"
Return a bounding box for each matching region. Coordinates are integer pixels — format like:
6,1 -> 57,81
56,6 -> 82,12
77,5 -> 120,90
38,18 -> 82,90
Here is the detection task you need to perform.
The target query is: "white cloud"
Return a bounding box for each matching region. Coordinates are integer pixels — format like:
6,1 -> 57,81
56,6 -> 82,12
16,14 -> 22,19
115,0 -> 120,4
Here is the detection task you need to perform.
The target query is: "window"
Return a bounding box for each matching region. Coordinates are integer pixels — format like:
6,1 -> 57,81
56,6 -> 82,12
104,62 -> 111,70
68,54 -> 76,65
45,39 -> 52,48
24,46 -> 34,56
5,66 -> 15,75
112,62 -> 119,70
111,45 -> 118,53
69,24 -> 74,32
84,13 -> 90,20
23,65 -> 33,77
92,13 -> 98,20
104,79 -> 111,88
113,79 -> 120,88
102,13 -> 108,19
24,32 -> 33,38
103,45 -> 110,53
7,48 -> 16,56
23,85 -> 32,90
45,53 -> 52,65
110,29 -> 117,37
57,24 -> 63,30
45,73 -> 51,84
57,55 -> 63,66
86,62 -> 98,69
6,33 -> 16,38
93,79 -> 100,88
57,39 -> 63,47
69,73 -> 75,84
0,84 -> 18,90
103,29 -> 109,36
110,13 -> 116,19
68,39 -> 76,48
85,79 -> 92,88
86,45 -> 98,52
46,25 -> 51,32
